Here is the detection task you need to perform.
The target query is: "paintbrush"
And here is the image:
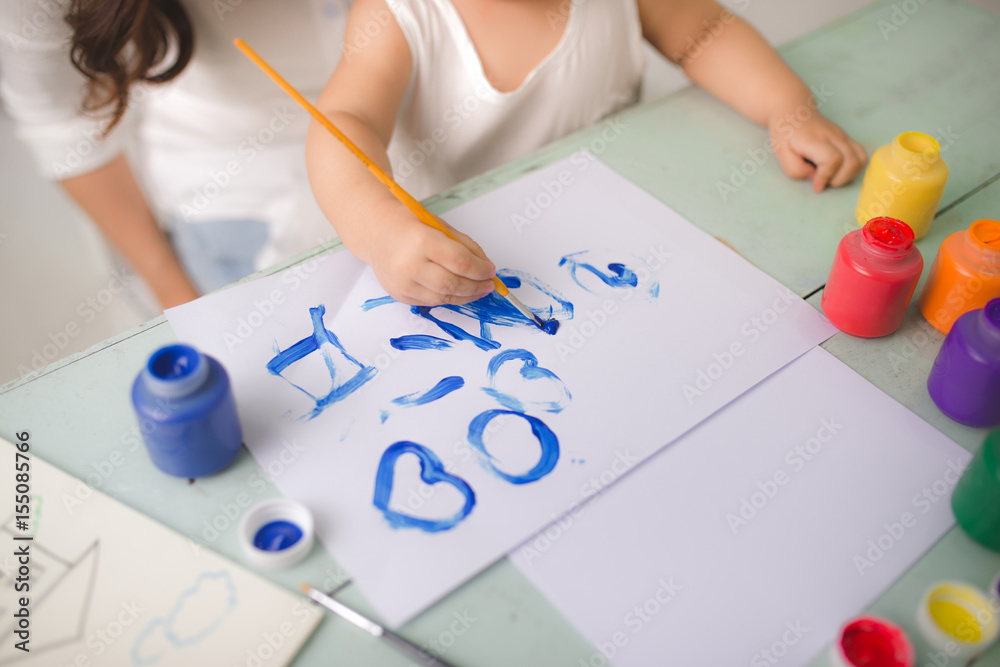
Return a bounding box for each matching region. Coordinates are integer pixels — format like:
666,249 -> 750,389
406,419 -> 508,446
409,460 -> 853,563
299,583 -> 458,667
234,39 -> 552,333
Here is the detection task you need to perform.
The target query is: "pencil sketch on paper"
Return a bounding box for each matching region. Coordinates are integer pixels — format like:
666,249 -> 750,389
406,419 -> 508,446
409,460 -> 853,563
0,516 -> 100,664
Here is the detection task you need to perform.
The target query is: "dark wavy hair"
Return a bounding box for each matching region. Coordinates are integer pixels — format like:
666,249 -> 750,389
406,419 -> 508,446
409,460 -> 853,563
65,0 -> 194,133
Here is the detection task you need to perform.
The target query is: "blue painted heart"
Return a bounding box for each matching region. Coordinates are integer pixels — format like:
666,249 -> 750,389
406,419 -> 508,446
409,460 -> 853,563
373,442 -> 476,532
483,349 -> 571,413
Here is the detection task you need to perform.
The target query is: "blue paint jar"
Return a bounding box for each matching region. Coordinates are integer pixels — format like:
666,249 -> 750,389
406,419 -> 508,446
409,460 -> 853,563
131,344 -> 242,477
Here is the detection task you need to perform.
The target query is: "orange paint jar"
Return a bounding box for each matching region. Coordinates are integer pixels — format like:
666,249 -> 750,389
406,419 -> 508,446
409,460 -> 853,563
854,132 -> 949,239
919,219 -> 1000,334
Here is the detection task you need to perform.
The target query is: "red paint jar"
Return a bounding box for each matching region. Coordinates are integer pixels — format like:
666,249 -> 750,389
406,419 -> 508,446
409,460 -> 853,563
822,217 -> 924,337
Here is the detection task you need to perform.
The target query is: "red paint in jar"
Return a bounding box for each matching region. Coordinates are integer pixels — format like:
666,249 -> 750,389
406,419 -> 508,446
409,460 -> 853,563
832,616 -> 915,667
822,217 -> 924,337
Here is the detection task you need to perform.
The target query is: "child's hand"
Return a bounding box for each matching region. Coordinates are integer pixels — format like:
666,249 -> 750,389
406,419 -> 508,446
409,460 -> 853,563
769,112 -> 867,192
367,205 -> 497,307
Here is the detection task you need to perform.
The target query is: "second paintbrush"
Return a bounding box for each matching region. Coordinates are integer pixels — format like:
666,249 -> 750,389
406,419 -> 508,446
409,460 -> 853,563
234,38 -> 557,334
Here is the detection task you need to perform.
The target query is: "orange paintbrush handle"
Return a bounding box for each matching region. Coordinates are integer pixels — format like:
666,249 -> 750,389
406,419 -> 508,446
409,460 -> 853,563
233,39 -> 508,297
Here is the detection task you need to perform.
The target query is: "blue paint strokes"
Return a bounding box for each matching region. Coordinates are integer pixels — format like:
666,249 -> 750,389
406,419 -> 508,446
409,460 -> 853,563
380,410 -> 390,424
542,319 -> 560,335
412,270 -> 574,350
483,349 -> 570,413
266,305 -> 377,420
361,295 -> 396,311
467,410 -> 560,485
131,571 -> 237,665
373,442 -> 476,532
559,250 -> 659,300
392,376 -> 465,407
390,334 -> 454,351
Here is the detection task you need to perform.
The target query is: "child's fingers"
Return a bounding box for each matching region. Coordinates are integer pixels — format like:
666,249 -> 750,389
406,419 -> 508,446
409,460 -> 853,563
806,142 -> 844,192
826,139 -> 866,188
448,227 -> 495,267
425,232 -> 497,282
392,280 -> 488,307
773,139 -> 814,181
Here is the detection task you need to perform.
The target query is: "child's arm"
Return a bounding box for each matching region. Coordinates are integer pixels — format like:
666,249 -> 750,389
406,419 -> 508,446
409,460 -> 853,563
305,0 -> 496,306
638,0 -> 867,192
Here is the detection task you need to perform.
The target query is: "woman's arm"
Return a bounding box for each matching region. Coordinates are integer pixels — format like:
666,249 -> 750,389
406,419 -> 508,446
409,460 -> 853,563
60,155 -> 199,308
306,0 -> 495,306
638,0 -> 867,191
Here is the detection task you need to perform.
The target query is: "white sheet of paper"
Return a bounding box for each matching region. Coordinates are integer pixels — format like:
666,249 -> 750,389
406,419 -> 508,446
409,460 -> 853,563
0,440 -> 321,666
166,154 -> 836,626
511,347 -> 971,667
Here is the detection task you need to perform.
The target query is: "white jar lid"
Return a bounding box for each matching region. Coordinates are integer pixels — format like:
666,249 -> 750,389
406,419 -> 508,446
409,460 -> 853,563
239,498 -> 315,570
916,581 -> 999,661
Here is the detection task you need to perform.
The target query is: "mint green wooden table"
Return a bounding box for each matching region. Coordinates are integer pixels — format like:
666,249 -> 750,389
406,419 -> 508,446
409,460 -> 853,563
3,1 -> 999,664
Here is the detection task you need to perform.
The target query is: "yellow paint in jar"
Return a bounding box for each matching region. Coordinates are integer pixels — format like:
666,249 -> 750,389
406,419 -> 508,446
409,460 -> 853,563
929,599 -> 982,643
854,132 -> 948,239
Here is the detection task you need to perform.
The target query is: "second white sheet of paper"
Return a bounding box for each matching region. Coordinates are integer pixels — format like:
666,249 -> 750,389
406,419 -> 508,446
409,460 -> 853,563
167,154 -> 836,626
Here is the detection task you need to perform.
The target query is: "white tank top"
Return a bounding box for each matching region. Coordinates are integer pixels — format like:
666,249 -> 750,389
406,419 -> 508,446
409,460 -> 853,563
385,0 -> 646,199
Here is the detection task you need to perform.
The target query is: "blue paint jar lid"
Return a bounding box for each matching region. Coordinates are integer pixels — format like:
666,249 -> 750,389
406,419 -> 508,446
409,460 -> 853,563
239,499 -> 315,570
142,344 -> 209,398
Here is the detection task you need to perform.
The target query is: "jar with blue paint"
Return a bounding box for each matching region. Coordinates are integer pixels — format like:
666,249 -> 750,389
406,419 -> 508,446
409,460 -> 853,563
132,344 -> 243,477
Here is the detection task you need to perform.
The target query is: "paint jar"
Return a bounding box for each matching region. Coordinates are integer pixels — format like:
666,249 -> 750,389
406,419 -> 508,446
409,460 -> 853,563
927,299 -> 1000,427
916,581 -> 999,660
919,219 -> 1000,334
951,429 -> 1000,551
132,344 -> 243,477
822,217 -> 923,338
239,499 -> 315,570
829,616 -> 914,667
854,131 -> 948,239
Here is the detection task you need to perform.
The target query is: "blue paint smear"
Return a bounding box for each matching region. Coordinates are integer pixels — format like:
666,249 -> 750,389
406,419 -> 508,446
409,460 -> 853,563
559,251 -> 659,299
483,349 -> 570,413
373,442 -> 476,532
467,410 -> 560,485
390,334 -> 454,351
266,305 -> 377,420
361,295 -> 397,311
131,571 -> 237,665
392,376 -> 465,407
412,271 -> 574,351
380,410 -> 390,424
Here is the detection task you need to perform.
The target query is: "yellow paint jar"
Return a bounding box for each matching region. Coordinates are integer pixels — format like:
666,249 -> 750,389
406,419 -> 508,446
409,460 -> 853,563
916,581 -> 999,660
854,132 -> 949,239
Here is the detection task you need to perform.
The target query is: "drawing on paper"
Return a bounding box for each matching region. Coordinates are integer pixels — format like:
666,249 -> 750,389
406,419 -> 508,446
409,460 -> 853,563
131,571 -> 238,665
483,349 -> 571,413
373,442 -> 476,532
266,304 -> 377,419
0,517 -> 99,663
560,250 -> 661,300
363,271 -> 575,351
468,410 -> 560,484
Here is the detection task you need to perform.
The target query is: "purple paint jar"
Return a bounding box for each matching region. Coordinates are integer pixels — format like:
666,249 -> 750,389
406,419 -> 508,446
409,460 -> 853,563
927,298 -> 1000,427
